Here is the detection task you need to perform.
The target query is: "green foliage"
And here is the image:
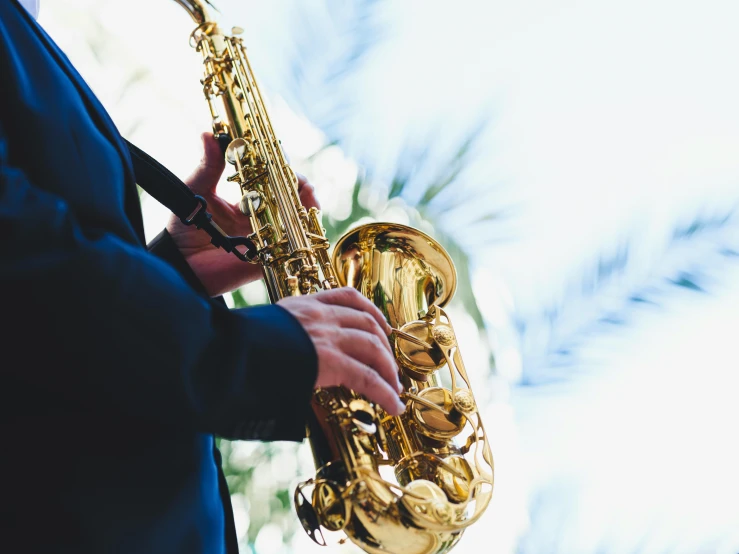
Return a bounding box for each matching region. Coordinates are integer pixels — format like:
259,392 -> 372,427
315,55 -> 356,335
231,288 -> 250,309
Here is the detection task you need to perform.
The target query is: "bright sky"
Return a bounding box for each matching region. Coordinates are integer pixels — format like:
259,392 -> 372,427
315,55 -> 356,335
39,1 -> 739,553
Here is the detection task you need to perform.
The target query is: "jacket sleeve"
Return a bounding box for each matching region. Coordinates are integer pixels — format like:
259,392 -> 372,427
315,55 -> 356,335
0,128 -> 317,442
147,228 -> 212,297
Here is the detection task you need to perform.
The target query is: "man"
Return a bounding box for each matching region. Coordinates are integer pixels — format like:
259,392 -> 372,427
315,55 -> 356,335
0,0 -> 405,552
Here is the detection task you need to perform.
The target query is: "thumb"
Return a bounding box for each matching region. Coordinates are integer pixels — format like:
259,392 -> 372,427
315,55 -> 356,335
185,132 -> 226,194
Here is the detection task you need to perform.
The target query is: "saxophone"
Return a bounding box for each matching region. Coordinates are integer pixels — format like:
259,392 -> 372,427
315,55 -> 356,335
174,2 -> 494,552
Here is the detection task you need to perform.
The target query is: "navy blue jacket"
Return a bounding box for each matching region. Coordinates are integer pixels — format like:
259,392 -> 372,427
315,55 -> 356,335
0,1 -> 317,552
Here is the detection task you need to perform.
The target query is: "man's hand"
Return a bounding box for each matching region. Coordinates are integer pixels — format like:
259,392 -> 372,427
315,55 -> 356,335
278,288 -> 406,416
167,133 -> 319,296
169,137 -> 404,415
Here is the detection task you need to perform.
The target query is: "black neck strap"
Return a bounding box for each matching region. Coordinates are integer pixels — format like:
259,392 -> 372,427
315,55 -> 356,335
126,140 -> 257,262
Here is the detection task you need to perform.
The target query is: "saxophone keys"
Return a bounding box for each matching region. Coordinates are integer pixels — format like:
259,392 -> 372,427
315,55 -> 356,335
238,190 -> 263,216
400,479 -> 451,524
452,389 -> 476,415
395,321 -> 445,380
410,387 -> 467,442
312,481 -> 349,532
224,137 -> 248,165
436,455 -> 476,503
431,323 -> 456,347
348,399 -> 378,435
397,454 -> 475,508
286,275 -> 300,295
294,483 -> 327,546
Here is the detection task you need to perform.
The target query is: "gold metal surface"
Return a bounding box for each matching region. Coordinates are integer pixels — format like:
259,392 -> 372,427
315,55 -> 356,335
333,223 -> 456,329
411,387 -> 467,441
174,3 -> 494,552
396,321 -> 446,379
307,227 -> 494,554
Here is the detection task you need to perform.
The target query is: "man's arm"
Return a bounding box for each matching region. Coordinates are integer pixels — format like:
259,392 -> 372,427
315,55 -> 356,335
160,133 -> 319,298
0,0 -> 403,443
0,122 -> 316,441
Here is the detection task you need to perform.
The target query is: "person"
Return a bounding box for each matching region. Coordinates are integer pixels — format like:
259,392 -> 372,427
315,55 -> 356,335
0,1 -> 405,552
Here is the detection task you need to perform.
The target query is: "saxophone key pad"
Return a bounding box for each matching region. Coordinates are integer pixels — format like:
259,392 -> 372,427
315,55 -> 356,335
411,387 -> 467,441
239,190 -> 264,216
349,399 -> 378,435
395,321 -> 445,378
225,137 -> 248,164
436,455 -> 475,503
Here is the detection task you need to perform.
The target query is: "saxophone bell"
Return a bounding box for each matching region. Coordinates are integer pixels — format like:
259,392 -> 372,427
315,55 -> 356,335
293,223 -> 493,554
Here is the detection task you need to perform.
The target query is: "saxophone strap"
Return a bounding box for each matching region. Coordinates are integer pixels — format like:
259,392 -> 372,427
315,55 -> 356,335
125,140 -> 257,262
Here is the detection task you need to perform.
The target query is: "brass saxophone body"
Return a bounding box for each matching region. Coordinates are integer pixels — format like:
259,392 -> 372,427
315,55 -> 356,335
174,2 -> 494,552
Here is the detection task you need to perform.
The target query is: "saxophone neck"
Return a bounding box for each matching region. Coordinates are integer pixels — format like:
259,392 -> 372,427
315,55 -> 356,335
172,0 -> 215,25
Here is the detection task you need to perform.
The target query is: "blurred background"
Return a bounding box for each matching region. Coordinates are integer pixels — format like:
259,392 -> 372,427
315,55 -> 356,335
39,0 -> 739,552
